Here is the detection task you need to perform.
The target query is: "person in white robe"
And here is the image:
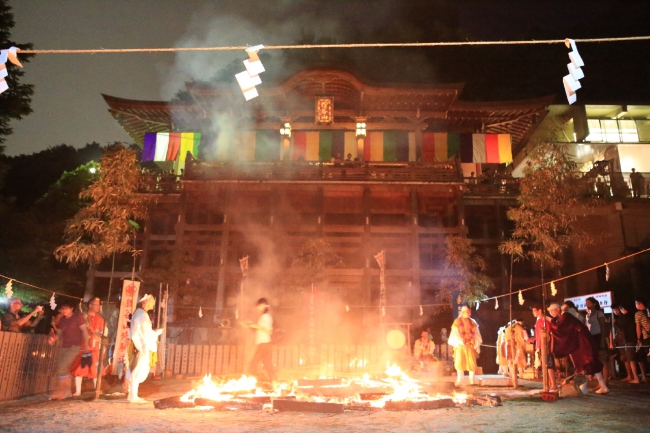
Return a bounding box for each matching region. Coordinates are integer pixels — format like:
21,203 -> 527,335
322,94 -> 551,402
126,294 -> 161,403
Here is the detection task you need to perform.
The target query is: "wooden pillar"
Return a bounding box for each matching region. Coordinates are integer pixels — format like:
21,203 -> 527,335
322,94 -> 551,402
456,186 -> 465,234
414,128 -> 423,162
410,187 -> 421,319
83,262 -> 96,302
215,187 -> 231,320
139,208 -> 153,272
316,186 -> 324,237
362,186 -> 372,303
496,201 -> 508,293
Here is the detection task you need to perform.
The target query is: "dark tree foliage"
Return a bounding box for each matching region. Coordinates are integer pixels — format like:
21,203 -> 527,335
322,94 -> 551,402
55,144 -> 148,267
0,142 -> 104,208
0,145 -> 105,301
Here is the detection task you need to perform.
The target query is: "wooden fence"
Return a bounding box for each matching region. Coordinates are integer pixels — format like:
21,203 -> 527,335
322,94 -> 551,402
166,343 -> 452,377
0,331 -> 60,401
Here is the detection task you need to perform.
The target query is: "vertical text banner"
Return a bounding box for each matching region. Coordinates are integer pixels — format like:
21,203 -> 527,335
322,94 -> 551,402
112,280 -> 140,373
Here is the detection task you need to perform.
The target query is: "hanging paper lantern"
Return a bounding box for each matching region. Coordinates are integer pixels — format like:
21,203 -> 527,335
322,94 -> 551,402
4,279 -> 13,298
605,263 -> 610,281
49,293 -> 57,310
495,298 -> 499,309
518,290 -> 524,305
199,306 -> 203,318
419,305 -> 423,316
345,305 -> 350,312
550,281 -> 557,297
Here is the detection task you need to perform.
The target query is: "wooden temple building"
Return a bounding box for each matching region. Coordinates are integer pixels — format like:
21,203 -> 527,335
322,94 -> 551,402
102,70 -> 552,330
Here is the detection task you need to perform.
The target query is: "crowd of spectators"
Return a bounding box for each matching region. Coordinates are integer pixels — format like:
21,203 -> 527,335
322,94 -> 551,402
2,296 -> 107,399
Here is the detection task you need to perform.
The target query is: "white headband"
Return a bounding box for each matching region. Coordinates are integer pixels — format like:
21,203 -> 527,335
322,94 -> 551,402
139,294 -> 154,303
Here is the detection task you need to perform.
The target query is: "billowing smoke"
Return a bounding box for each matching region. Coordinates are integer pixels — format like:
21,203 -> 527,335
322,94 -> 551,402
161,1 -> 450,160
162,1 -> 461,352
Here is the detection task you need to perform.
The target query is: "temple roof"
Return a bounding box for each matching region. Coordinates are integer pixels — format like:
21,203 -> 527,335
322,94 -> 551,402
103,69 -> 553,154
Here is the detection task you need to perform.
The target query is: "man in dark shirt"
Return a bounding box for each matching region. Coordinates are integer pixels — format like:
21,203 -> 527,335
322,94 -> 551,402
1,298 -> 43,332
48,300 -> 89,400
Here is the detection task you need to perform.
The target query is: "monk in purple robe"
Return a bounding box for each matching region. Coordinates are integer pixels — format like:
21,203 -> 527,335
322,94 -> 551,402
547,303 -> 609,394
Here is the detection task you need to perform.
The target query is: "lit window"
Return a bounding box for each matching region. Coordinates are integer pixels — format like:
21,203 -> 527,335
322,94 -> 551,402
619,120 -> 639,143
638,120 -> 650,142
586,119 -> 603,142
586,119 -> 640,143
602,119 -> 619,143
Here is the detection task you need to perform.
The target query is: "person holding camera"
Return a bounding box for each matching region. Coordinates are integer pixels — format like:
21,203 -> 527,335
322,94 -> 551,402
1,297 -> 44,333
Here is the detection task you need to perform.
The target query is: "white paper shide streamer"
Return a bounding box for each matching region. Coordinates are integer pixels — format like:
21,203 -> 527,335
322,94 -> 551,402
49,293 -> 57,310
562,38 -> 584,104
518,290 -> 524,305
4,279 -> 13,298
198,306 -> 203,318
550,281 -> 557,296
419,305 -> 423,316
235,44 -> 265,100
345,305 -> 350,312
0,46 -> 22,95
494,298 -> 499,309
605,263 -> 610,281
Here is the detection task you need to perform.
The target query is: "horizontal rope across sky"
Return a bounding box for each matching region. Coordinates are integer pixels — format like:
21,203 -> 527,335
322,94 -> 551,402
16,36 -> 650,55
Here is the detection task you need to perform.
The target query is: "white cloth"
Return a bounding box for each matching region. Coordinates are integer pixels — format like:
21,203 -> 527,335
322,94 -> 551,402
130,309 -> 160,354
129,308 -> 161,385
255,313 -> 273,345
448,317 -> 483,354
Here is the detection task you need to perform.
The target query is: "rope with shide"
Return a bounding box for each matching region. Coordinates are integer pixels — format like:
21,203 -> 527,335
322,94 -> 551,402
16,36 -> 650,55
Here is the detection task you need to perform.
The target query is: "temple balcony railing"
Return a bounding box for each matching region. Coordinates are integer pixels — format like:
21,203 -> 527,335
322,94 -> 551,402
181,159 -> 463,184
463,171 -> 650,199
137,173 -> 181,194
463,177 -> 520,196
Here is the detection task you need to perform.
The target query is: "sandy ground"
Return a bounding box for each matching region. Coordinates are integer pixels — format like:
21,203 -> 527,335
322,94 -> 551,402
2,376 -> 650,433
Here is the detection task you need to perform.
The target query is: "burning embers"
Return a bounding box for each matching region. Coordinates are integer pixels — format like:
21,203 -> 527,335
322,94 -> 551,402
158,364 -> 487,412
180,375 -> 261,403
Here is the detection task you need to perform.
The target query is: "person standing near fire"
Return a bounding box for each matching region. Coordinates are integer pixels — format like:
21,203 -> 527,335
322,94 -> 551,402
72,297 -> 106,396
243,298 -> 277,384
126,294 -> 162,403
448,304 -> 482,386
48,300 -> 90,400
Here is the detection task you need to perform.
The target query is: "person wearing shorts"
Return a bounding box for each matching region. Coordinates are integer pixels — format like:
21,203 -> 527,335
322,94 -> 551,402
48,300 -> 89,400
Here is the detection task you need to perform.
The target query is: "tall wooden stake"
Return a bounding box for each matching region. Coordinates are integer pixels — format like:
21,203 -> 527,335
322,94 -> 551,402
540,263 -> 549,392
509,254 -> 517,388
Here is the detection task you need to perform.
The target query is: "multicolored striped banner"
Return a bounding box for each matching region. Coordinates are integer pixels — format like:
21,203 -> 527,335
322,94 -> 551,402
184,130 -> 512,163
142,132 -> 201,162
422,133 -> 512,164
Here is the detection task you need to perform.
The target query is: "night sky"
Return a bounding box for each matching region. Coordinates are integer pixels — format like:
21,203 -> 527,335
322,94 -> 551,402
5,0 -> 650,156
